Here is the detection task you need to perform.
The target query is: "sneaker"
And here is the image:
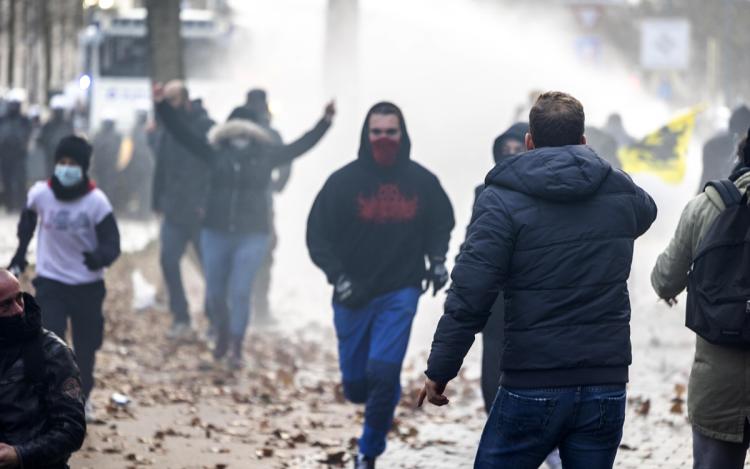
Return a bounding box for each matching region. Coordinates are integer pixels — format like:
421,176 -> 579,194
545,449 -> 562,469
166,321 -> 193,340
227,351 -> 245,371
84,401 -> 96,423
212,328 -> 230,361
203,324 -> 217,345
226,336 -> 245,370
353,454 -> 375,469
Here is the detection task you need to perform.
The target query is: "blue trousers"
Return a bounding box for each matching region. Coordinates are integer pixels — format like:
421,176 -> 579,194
333,287 -> 420,458
475,385 -> 626,469
201,229 -> 269,339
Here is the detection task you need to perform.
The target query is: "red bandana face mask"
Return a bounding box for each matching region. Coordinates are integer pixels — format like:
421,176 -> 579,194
371,137 -> 400,167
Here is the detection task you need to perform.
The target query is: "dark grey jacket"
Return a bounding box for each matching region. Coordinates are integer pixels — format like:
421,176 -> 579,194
151,107 -> 214,228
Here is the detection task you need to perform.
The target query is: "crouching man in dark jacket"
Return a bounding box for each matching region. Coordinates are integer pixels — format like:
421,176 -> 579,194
0,269 -> 86,469
420,92 -> 657,469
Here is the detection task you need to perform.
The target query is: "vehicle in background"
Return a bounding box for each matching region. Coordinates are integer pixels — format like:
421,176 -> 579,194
78,7 -> 232,132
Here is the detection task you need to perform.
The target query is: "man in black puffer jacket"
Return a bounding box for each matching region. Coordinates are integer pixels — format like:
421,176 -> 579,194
420,92 -> 657,469
0,269 -> 86,469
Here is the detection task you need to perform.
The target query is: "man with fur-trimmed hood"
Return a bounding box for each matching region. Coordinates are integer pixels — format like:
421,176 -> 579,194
153,84 -> 335,369
306,102 -> 455,469
229,89 -> 290,327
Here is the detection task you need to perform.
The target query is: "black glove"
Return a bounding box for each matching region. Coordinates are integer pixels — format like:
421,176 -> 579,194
424,258 -> 449,296
8,254 -> 28,276
334,274 -> 369,309
83,251 -> 104,271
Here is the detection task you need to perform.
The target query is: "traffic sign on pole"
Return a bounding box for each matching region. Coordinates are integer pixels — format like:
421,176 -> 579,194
640,18 -> 691,71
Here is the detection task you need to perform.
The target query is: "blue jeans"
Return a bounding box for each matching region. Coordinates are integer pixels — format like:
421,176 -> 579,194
333,287 -> 420,458
160,220 -> 202,324
475,385 -> 626,469
201,229 -> 269,339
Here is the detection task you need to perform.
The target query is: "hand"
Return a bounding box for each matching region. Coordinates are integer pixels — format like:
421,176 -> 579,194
664,297 -> 678,307
417,378 -> 449,407
83,252 -> 103,271
334,274 -> 368,309
424,259 -> 449,296
152,82 -> 165,103
323,100 -> 336,122
8,255 -> 27,276
0,443 -> 20,469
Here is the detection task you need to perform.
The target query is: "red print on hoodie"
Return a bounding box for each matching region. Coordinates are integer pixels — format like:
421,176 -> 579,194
358,184 -> 419,223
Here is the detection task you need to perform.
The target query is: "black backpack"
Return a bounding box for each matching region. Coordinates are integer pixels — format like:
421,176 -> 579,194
686,180 -> 750,347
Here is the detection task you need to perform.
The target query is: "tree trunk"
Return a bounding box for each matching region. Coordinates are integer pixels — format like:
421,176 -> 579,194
7,0 -> 16,87
22,0 -> 33,102
41,0 -> 51,103
145,0 -> 184,83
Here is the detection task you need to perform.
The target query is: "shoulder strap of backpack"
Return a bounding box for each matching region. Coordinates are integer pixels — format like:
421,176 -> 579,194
705,179 -> 743,207
22,333 -> 45,384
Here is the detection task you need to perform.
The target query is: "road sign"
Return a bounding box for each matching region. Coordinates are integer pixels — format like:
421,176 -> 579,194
572,6 -> 604,29
640,18 -> 691,71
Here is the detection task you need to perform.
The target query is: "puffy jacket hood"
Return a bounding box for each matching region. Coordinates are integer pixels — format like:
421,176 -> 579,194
357,101 -> 412,169
208,119 -> 272,148
487,144 -> 612,202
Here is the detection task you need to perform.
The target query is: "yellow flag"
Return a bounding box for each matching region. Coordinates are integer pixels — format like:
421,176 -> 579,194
617,108 -> 701,184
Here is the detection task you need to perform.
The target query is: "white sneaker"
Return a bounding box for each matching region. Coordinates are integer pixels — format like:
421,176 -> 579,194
84,401 -> 96,423
203,325 -> 217,346
545,449 -> 562,469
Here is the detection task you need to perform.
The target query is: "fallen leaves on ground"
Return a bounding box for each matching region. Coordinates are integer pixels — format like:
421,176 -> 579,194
69,244 -> 483,468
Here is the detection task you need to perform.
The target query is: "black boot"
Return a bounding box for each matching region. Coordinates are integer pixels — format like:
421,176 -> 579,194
227,335 -> 245,370
353,454 -> 375,469
212,323 -> 230,361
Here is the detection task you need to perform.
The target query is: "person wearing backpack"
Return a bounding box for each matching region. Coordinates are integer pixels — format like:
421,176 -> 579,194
652,128 -> 750,469
0,269 -> 86,469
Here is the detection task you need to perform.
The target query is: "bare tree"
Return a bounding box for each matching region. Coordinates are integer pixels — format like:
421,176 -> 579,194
7,0 -> 16,87
145,0 -> 184,83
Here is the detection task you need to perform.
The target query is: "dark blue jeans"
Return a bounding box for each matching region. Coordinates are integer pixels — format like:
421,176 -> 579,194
475,384 -> 626,469
159,220 -> 202,325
